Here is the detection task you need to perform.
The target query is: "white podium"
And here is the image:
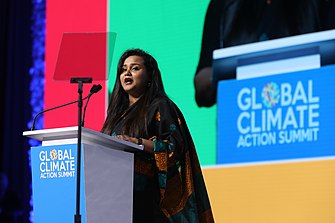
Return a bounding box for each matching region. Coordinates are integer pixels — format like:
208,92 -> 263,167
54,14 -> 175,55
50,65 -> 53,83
23,126 -> 143,223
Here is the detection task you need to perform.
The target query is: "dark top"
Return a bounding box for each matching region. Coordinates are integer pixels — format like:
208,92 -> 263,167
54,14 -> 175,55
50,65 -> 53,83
110,97 -> 214,223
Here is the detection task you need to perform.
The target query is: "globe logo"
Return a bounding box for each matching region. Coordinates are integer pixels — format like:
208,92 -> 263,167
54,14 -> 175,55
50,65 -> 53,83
50,149 -> 58,160
262,82 -> 280,108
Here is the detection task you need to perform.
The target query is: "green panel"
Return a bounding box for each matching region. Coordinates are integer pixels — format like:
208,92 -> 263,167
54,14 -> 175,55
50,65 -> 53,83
107,0 -> 215,165
107,32 -> 117,78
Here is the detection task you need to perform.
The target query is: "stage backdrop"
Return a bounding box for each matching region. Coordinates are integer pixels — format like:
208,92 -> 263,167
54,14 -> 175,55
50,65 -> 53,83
44,0 -> 215,166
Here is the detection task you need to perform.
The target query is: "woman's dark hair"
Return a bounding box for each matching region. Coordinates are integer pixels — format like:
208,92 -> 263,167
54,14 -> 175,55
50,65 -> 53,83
101,48 -> 168,136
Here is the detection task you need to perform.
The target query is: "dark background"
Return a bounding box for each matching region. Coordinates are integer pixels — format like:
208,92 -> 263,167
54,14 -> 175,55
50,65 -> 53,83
1,0 -> 36,222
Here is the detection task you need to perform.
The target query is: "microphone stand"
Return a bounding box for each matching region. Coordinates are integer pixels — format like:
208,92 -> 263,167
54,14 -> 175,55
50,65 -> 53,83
71,77 -> 92,223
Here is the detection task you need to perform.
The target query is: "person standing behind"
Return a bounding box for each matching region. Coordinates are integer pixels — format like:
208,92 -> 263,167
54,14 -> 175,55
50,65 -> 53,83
101,48 -> 214,223
194,0 -> 324,107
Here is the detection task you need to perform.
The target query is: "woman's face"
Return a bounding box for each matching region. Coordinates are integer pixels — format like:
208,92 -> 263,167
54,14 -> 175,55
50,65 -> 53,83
120,55 -> 150,101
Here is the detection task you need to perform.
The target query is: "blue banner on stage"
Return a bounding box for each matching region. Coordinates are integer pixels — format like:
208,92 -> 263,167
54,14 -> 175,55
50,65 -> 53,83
217,65 -> 335,165
30,143 -> 87,223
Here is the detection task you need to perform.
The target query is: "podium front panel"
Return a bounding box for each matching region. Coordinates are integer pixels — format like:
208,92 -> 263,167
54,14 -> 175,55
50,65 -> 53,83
30,143 -> 134,223
217,64 -> 335,165
31,143 -> 87,223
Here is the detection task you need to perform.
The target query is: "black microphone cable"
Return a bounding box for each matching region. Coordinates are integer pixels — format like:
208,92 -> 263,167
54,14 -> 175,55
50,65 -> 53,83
81,84 -> 102,127
30,84 -> 101,131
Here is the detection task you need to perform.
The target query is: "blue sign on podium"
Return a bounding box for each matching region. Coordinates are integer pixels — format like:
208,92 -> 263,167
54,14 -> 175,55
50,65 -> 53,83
31,143 -> 86,222
217,65 -> 335,165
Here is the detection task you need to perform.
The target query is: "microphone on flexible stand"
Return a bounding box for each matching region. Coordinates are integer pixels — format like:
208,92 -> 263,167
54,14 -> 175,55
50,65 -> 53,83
30,84 -> 101,131
81,84 -> 102,127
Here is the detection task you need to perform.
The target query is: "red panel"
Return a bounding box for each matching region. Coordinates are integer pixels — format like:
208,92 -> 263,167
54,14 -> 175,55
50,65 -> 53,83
54,32 -> 108,81
45,0 -> 107,131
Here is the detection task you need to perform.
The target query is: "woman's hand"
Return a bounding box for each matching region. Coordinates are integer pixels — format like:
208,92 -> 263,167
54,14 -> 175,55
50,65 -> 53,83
113,135 -> 154,155
114,134 -> 136,144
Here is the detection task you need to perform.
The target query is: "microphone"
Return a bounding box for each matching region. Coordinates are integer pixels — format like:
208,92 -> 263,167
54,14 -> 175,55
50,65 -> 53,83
81,84 -> 102,127
30,84 -> 101,131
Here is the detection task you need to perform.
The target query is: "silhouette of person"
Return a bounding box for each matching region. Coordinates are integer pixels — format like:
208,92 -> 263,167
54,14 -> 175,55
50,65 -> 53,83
194,0 -> 332,107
